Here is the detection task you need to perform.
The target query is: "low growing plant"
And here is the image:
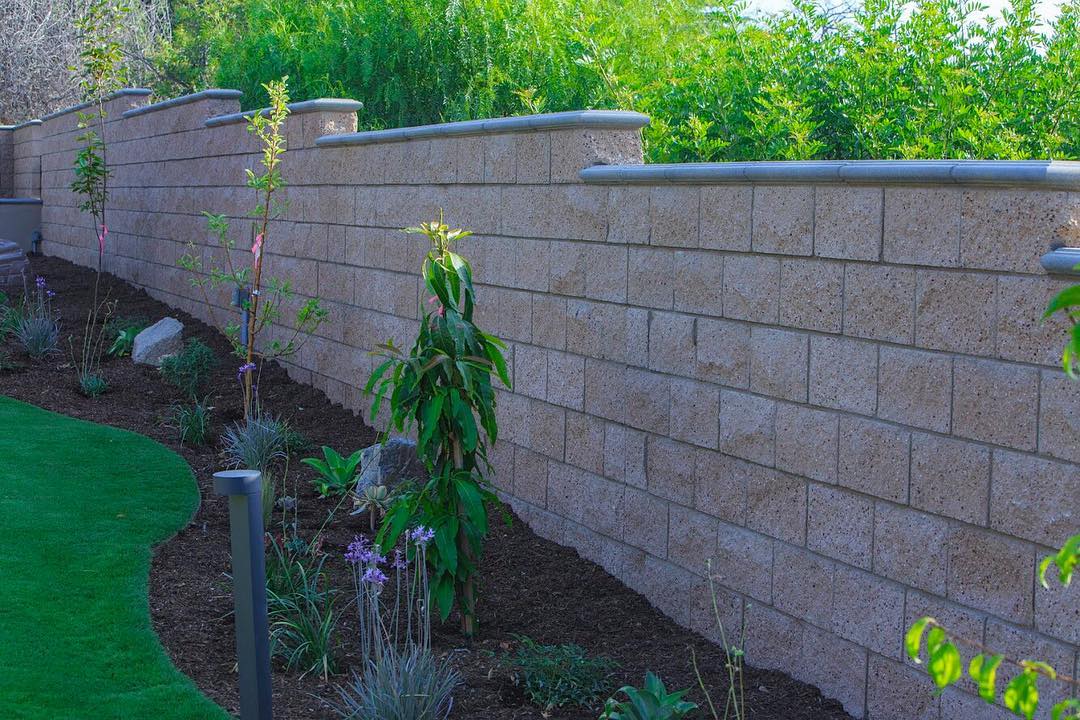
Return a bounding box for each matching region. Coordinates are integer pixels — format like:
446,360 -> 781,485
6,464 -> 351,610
169,399 -> 213,446
601,672 -> 699,720
105,315 -> 148,357
78,371 -> 108,398
15,277 -> 60,360
222,413 -> 290,523
160,338 -> 218,399
368,218 -> 511,638
266,534 -> 339,680
499,635 -> 617,713
301,446 -> 363,498
354,484 -> 392,532
0,349 -> 15,372
333,644 -> 460,720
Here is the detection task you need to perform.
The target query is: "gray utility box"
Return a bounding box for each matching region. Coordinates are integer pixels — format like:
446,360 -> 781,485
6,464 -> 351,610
0,198 -> 41,253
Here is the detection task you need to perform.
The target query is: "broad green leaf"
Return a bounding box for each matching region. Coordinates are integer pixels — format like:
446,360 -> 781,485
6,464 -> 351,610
1003,670 -> 1039,720
968,654 -> 1003,703
927,632 -> 962,691
1052,698 -> 1080,720
906,617 -> 933,663
1043,285 -> 1080,318
434,517 -> 459,573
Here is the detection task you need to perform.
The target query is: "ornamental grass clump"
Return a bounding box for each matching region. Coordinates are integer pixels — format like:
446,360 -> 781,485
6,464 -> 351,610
222,413 -> 290,522
15,276 -> 60,360
367,218 -> 511,638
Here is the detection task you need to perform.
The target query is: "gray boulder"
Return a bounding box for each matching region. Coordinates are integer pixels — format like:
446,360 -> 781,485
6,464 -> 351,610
132,317 -> 184,366
356,438 -> 425,492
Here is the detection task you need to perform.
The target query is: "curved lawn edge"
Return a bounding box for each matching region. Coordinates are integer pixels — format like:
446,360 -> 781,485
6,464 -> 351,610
0,395 -> 231,719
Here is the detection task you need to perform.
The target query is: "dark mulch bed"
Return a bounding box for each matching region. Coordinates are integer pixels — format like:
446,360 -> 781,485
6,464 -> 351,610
0,254 -> 852,720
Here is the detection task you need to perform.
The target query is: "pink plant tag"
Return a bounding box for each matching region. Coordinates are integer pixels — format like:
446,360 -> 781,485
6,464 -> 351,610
98,224 -> 108,253
252,233 -> 263,260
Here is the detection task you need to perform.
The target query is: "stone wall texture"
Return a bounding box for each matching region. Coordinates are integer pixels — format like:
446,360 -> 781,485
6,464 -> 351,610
4,89 -> 1079,719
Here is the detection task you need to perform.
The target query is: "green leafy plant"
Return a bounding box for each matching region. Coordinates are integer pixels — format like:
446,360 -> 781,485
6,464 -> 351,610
160,338 -> 218,400
105,315 -> 148,357
178,77 -> 327,420
332,643 -> 460,720
1044,282 -> 1080,378
354,484 -> 392,532
265,534 -> 338,680
368,218 -> 511,637
0,349 -> 16,372
222,413 -> 290,522
70,0 -> 129,392
301,446 -> 363,497
601,672 -> 699,720
498,635 -> 617,712
78,372 -> 108,398
169,398 -> 213,446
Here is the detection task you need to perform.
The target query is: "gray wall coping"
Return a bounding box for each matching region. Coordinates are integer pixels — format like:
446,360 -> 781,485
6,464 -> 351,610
1,119 -> 43,131
122,89 -> 244,119
580,160 -> 1080,189
0,197 -> 43,205
1041,246 -> 1080,275
316,110 -> 650,147
205,98 -> 364,127
38,88 -> 153,123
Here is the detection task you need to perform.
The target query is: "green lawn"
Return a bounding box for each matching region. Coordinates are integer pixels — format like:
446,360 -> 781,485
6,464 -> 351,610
0,396 -> 230,719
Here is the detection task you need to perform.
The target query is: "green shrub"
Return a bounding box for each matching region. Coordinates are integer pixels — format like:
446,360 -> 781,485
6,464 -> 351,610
600,672 -> 698,720
332,644 -> 460,720
105,315 -> 149,357
157,0 -> 1080,162
222,413 -> 290,521
78,371 -> 108,398
499,635 -> 617,712
265,535 -> 339,680
160,338 -> 218,399
301,446 -> 363,497
169,399 -> 212,446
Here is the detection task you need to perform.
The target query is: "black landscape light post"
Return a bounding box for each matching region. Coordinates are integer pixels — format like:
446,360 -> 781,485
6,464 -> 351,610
213,469 -> 273,720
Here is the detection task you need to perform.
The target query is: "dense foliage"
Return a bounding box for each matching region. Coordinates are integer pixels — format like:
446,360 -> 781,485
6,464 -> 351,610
151,0 -> 1080,162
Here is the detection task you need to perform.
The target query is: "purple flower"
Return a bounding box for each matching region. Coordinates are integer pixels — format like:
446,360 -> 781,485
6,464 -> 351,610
362,567 -> 388,586
46,290 -> 56,298
237,362 -> 257,381
344,536 -> 369,565
392,549 -> 407,570
35,276 -> 46,289
409,526 -> 435,546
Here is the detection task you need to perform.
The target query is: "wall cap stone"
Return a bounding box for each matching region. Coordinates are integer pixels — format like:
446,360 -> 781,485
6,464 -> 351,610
205,98 -> 364,127
121,89 -> 244,119
315,109 -> 651,147
581,159 -> 1080,189
38,88 -> 152,123
1,119 -> 43,131
0,198 -> 43,205
1041,246 -> 1080,275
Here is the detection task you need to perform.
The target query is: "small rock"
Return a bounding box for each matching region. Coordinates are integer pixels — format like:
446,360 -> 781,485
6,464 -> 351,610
132,317 -> 184,366
356,438 -> 425,492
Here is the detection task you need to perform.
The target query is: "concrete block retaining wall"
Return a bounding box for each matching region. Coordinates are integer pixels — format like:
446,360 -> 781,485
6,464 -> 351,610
4,88 -> 1079,719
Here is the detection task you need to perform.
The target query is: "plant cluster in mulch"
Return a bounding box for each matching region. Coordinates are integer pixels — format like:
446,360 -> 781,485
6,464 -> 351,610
0,255 -> 853,720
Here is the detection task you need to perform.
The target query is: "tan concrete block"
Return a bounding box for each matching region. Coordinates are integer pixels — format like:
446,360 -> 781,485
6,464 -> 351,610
502,393 -> 565,459
996,276 -> 1074,367
670,377 -> 720,449
585,361 -> 670,435
689,578 -> 744,647
630,555 -> 697,626
874,502 -> 951,594
564,410 -> 605,476
545,350 -> 585,410
752,185 -> 814,255
673,250 -> 723,316
650,186 -> 699,248
513,343 -> 547,400
750,326 -> 809,402
866,655 -> 941,720
713,522 -> 774,603
700,185 -> 752,251
648,310 -> 696,378
991,450 -> 1080,547
843,263 -> 916,344
567,299 -> 628,361
776,403 -> 839,484
773,544 -> 835,626
607,186 -> 650,244
1039,370 -> 1080,463
514,132 -> 550,183
883,187 -> 961,266
948,525 -> 1034,624
719,389 -> 776,466
620,486 -> 669,554
877,347 -> 952,432
795,624 -> 868,718
814,186 -> 883,261
831,565 -> 904,658
904,591 -> 987,678
483,134 -> 515,183
779,258 -> 844,333
746,467 -> 807,545
693,451 -> 749,523
531,293 -> 567,350
914,270 -> 996,355
744,602 -> 803,671
547,462 -> 624,538
839,416 -> 909,502
961,189 -> 1076,273
985,621 -> 1076,708
627,246 -> 675,309
667,504 -> 719,575
549,128 -> 643,183
646,435 -> 696,505
722,254 -> 780,323
808,484 -> 873,569
513,446 -> 549,506
1035,565 -> 1080,645
953,358 -> 1038,451
809,334 -> 878,415
695,318 -> 751,388
910,433 -> 990,525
